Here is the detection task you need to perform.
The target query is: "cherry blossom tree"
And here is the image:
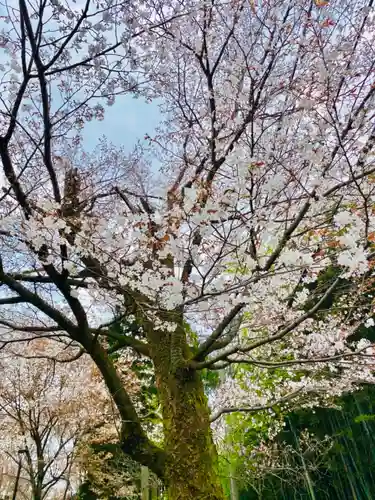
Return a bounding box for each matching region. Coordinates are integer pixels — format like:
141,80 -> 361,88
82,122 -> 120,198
0,348 -> 111,499
1,0 -> 375,498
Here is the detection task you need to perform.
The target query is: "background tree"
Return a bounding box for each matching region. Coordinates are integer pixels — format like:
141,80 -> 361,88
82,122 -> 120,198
0,350 -> 99,499
1,1 -> 375,499
0,336 -> 134,499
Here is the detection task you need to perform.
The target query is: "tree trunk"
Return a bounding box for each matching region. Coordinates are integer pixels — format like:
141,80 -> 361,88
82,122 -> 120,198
229,463 -> 239,500
141,466 -> 149,500
12,459 -> 22,500
155,360 -> 224,499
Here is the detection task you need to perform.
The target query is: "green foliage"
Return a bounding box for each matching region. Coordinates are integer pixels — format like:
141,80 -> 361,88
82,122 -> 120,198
236,385 -> 375,499
353,413 -> 375,424
202,368 -> 220,392
75,480 -> 99,499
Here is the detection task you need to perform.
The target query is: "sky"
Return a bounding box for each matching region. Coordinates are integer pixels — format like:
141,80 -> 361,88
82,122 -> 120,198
82,96 -> 161,152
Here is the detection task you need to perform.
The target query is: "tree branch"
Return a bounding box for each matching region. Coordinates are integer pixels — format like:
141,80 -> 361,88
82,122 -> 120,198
227,346 -> 375,369
0,296 -> 28,306
192,277 -> 341,369
9,273 -> 89,287
96,329 -> 151,358
88,340 -> 166,478
210,388 -> 305,423
44,0 -> 91,70
0,260 -> 79,337
19,0 -> 61,203
0,320 -> 63,333
193,303 -> 244,362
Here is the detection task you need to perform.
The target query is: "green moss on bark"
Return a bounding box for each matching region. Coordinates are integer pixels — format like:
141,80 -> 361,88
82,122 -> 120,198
141,312 -> 225,499
157,366 -> 224,500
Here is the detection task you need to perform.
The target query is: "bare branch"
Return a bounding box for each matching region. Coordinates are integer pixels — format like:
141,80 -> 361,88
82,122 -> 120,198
0,320 -> 63,333
0,296 -> 28,306
228,347 -> 375,369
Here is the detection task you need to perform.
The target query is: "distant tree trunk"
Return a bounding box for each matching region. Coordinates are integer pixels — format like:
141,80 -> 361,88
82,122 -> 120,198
151,484 -> 158,499
230,464 -> 239,500
141,466 -> 149,500
12,459 -> 22,500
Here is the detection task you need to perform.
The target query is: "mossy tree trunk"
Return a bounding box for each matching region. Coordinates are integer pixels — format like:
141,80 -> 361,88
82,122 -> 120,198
148,319 -> 225,500
157,366 -> 224,499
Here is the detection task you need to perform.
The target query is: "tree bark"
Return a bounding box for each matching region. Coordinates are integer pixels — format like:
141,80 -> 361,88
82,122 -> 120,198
159,368 -> 224,499
12,459 -> 22,500
150,323 -> 225,500
230,463 -> 239,500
